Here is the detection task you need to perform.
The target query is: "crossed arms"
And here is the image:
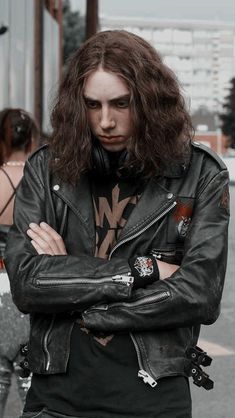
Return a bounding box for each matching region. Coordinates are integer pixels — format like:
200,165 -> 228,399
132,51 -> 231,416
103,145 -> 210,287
5,156 -> 229,332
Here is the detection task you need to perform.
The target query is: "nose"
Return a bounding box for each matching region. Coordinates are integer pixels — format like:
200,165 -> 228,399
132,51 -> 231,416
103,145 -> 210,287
99,107 -> 115,130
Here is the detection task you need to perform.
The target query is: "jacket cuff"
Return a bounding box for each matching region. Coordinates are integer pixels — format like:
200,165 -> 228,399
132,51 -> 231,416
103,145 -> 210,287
129,255 -> 159,289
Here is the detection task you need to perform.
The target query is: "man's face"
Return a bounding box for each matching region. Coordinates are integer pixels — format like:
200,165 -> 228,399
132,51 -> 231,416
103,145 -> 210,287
83,68 -> 133,152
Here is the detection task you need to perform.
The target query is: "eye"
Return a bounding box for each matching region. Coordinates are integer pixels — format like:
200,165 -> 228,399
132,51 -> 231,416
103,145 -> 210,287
85,100 -> 99,109
116,99 -> 129,108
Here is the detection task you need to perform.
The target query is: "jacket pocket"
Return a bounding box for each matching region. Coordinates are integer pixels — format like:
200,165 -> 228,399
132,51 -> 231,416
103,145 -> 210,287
151,248 -> 184,264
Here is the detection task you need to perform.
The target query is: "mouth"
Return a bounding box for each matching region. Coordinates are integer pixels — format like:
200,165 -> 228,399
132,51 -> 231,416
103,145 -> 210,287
99,135 -> 125,143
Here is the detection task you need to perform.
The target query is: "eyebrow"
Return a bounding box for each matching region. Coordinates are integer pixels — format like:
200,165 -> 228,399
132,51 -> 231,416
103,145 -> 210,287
83,94 -> 130,103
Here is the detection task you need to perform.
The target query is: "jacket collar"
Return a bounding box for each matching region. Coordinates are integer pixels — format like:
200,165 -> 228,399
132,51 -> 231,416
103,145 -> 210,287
51,174 -> 95,240
51,172 -> 177,244
163,162 -> 188,178
117,177 -> 177,242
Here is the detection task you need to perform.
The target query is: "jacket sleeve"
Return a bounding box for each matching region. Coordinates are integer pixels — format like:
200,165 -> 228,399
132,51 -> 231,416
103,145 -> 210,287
82,169 -> 230,332
4,158 -> 133,314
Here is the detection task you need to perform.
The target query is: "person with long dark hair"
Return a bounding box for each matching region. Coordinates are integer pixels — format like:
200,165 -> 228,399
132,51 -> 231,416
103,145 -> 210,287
0,108 -> 38,417
5,31 -> 229,418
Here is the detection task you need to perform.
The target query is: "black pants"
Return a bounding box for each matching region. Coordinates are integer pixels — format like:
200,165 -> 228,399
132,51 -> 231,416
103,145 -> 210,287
20,410 -> 79,418
20,409 -> 192,418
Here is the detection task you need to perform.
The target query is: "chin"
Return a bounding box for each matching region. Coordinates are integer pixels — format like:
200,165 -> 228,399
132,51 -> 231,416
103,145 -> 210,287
101,143 -> 127,152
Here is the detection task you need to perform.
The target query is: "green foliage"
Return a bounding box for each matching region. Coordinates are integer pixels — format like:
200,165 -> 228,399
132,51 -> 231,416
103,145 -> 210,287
63,0 -> 85,65
220,78 -> 235,148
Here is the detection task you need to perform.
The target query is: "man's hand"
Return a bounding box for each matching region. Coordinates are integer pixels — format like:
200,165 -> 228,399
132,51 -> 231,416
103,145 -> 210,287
27,222 -> 67,255
157,259 -> 179,280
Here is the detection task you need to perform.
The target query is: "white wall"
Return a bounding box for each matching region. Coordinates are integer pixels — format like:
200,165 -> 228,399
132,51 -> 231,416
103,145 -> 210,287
43,9 -> 60,133
0,0 -> 60,133
0,0 -> 34,113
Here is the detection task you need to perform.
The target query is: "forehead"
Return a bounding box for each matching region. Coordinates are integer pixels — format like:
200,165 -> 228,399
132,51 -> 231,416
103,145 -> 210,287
83,68 -> 130,99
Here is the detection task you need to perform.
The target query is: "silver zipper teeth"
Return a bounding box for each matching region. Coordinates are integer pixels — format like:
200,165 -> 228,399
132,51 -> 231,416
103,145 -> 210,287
108,202 -> 176,384
44,315 -> 55,371
108,201 -> 177,259
36,277 -> 123,286
108,290 -> 170,309
86,291 -> 170,313
152,250 -> 176,257
130,333 -> 145,370
40,200 -> 175,373
131,334 -> 158,387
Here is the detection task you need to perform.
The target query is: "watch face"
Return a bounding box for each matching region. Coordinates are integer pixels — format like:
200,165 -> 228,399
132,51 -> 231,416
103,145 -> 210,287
133,256 -> 154,277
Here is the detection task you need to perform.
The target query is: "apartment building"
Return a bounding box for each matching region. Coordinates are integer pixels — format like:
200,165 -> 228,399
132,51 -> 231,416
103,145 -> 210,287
100,16 -> 235,115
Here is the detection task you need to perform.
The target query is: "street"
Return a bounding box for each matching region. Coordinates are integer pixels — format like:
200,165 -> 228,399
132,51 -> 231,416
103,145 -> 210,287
191,184 -> 235,417
4,186 -> 235,418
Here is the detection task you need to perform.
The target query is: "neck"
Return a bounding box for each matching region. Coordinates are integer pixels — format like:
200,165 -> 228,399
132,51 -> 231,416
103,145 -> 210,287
6,150 -> 27,162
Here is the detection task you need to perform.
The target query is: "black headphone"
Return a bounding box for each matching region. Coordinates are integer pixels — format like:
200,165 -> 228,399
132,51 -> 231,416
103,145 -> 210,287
91,140 -> 132,178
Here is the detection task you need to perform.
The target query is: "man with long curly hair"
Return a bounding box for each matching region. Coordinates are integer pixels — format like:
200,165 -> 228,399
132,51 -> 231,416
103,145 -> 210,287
5,30 -> 229,418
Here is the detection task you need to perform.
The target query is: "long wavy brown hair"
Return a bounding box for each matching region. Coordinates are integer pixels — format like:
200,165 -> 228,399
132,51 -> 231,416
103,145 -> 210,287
50,30 -> 193,183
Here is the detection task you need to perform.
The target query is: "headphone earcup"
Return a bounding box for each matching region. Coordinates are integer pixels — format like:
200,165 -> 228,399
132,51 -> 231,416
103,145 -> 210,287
92,141 -> 133,178
92,143 -> 111,177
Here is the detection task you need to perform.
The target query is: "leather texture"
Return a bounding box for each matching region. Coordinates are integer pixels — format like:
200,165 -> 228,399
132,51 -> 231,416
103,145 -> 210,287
5,142 -> 230,382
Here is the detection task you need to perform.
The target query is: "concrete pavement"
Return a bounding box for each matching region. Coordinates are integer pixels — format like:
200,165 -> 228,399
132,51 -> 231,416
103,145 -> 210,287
191,184 -> 235,417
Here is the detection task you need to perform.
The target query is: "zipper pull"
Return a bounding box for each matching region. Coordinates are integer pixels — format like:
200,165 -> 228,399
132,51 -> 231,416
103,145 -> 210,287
112,274 -> 134,286
138,369 -> 157,387
46,359 -> 50,371
151,250 -> 162,260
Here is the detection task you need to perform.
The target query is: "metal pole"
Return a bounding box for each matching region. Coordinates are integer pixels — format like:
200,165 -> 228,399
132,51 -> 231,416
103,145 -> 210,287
57,0 -> 63,82
86,0 -> 99,40
34,0 -> 44,134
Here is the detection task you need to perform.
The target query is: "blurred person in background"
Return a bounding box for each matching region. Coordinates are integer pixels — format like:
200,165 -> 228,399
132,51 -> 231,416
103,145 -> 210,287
0,108 -> 39,417
5,31 -> 230,418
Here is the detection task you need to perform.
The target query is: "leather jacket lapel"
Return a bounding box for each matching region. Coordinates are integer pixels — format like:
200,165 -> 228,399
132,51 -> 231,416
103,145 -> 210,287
51,174 -> 95,241
117,177 -> 176,242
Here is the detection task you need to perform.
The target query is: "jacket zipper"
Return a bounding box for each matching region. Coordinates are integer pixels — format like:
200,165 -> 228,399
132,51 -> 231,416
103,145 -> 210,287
120,290 -> 170,308
42,201 -> 175,377
87,290 -> 170,311
107,200 -> 176,387
36,274 -> 133,287
108,200 -> 177,259
43,315 -> 55,371
151,249 -> 177,259
84,290 -> 170,314
40,275 -> 132,369
41,276 -> 132,370
130,333 -> 158,387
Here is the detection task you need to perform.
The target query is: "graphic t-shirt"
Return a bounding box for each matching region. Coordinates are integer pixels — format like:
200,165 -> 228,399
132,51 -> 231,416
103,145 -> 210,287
25,169 -> 191,418
92,175 -> 142,259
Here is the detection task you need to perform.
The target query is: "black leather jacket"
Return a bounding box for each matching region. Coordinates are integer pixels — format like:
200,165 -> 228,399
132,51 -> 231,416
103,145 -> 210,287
5,141 -> 229,387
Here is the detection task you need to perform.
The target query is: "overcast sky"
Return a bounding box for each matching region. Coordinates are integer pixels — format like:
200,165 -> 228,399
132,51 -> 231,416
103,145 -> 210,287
71,0 -> 235,21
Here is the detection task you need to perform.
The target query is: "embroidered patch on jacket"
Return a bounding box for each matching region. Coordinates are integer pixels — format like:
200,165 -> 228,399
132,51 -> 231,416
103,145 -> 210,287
219,184 -> 230,214
134,257 -> 153,277
177,216 -> 191,238
173,200 -> 193,239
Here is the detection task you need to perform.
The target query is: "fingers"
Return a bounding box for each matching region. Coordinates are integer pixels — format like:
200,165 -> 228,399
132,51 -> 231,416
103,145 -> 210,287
31,239 -> 46,255
40,222 -> 67,254
27,222 -> 67,255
